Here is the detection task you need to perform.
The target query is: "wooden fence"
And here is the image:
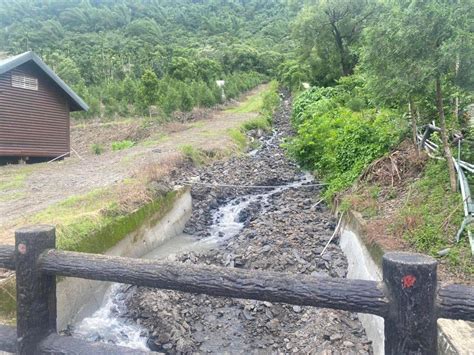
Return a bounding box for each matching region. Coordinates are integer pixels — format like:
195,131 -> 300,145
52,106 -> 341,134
0,225 -> 473,354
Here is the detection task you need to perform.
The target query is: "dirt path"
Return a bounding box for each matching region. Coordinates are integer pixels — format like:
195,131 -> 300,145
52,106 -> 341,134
0,85 -> 267,244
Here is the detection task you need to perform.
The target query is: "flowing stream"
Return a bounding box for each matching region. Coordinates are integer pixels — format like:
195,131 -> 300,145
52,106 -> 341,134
71,171 -> 314,350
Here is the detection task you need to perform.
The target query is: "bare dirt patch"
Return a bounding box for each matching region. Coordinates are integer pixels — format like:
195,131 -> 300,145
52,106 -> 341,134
0,85 -> 267,245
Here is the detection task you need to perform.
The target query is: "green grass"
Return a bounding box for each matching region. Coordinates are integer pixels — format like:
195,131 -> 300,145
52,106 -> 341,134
112,140 -> 135,151
225,89 -> 265,114
141,133 -> 171,147
0,277 -> 16,325
180,145 -> 209,166
91,143 -> 105,155
241,116 -> 272,132
0,169 -> 32,192
227,128 -> 247,150
0,191 -> 26,202
30,187 -> 179,254
394,160 -> 473,276
191,121 -> 206,128
227,81 -> 280,151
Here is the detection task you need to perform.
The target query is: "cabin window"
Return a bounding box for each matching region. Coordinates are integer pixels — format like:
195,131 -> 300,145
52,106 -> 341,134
11,74 -> 38,91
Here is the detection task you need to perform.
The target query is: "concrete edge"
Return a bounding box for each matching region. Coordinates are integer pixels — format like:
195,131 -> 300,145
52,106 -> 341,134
341,209 -> 474,355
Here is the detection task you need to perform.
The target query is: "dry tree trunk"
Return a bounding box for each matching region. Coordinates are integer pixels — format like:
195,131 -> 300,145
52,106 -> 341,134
409,99 -> 419,156
436,77 -> 457,192
454,54 -> 460,120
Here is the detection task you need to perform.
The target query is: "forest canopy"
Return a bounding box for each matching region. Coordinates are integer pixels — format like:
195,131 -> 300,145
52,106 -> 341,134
0,0 -> 299,118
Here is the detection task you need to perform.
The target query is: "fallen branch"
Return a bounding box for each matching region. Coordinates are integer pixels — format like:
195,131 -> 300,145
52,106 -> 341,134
320,212 -> 345,256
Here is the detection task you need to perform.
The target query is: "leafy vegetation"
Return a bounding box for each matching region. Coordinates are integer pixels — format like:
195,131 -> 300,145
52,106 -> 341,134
91,143 -> 104,155
236,81 -> 280,141
228,129 -> 248,151
180,145 -> 209,166
0,277 -> 16,325
287,83 -> 405,199
283,0 -> 473,192
394,160 -> 473,275
242,117 -> 272,132
0,0 -> 298,119
282,0 -> 473,265
111,140 -> 135,151
1,0 -> 472,277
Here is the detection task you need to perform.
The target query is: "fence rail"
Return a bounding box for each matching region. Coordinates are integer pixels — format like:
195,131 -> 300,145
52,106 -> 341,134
0,225 -> 473,354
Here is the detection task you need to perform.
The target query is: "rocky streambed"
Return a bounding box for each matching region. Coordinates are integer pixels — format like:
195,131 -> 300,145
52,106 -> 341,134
119,92 -> 373,354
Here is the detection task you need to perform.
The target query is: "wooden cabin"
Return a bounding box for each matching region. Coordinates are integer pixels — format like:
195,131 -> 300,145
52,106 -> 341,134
0,51 -> 88,160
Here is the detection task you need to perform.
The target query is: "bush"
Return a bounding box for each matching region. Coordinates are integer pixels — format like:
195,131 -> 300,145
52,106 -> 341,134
180,145 -> 207,165
179,86 -> 195,112
228,128 -> 247,150
91,143 -> 104,155
261,80 -> 280,116
242,116 -> 271,132
111,140 -> 135,151
73,70 -> 265,120
288,81 -> 405,199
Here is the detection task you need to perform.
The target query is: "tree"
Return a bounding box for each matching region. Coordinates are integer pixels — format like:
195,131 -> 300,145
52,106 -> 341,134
196,58 -> 222,83
360,0 -> 474,191
292,0 -> 375,80
169,57 -> 197,81
0,0 -> 292,118
278,59 -> 311,91
139,69 -> 160,108
126,18 -> 161,45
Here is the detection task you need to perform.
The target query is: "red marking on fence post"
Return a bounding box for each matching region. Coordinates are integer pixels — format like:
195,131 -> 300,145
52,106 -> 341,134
383,252 -> 437,354
402,274 -> 416,289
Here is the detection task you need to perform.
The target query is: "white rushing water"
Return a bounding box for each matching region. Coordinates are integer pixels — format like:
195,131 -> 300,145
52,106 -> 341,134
73,284 -> 149,350
72,171 -> 314,350
208,172 -> 314,242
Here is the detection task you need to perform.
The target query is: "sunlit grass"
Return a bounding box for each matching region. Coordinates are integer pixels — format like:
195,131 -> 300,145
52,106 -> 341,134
0,168 -> 33,192
225,88 -> 266,114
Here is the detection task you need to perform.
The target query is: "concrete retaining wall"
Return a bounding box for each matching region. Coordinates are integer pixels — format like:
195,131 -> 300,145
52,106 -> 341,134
56,186 -> 192,330
340,227 -> 385,355
340,210 -> 474,355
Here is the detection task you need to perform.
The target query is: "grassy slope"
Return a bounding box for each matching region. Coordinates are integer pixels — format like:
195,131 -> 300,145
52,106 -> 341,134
342,157 -> 473,281
395,160 -> 473,277
0,168 -> 32,202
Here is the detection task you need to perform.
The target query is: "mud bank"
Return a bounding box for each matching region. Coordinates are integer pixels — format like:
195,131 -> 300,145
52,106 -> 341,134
122,91 -> 373,354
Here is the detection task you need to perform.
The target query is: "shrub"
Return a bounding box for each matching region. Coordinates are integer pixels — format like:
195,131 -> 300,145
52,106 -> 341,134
228,128 -> 247,150
111,140 -> 135,151
91,143 -> 104,155
261,81 -> 280,115
393,160 -> 472,275
288,81 -> 406,200
180,86 -> 195,112
242,116 -> 271,132
180,145 -> 207,165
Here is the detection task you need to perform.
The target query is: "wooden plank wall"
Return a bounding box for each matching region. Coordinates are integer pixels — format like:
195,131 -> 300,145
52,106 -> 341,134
0,62 -> 70,158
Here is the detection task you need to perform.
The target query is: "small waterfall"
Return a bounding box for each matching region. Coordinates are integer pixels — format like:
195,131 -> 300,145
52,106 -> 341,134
73,284 -> 149,350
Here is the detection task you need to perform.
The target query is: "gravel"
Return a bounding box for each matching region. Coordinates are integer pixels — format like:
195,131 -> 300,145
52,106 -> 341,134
124,90 -> 373,354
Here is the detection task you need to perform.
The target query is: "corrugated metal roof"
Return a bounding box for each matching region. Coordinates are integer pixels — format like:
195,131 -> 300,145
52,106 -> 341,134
0,51 -> 88,111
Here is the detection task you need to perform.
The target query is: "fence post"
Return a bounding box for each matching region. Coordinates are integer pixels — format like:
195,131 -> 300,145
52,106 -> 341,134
383,252 -> 437,354
15,225 -> 57,354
